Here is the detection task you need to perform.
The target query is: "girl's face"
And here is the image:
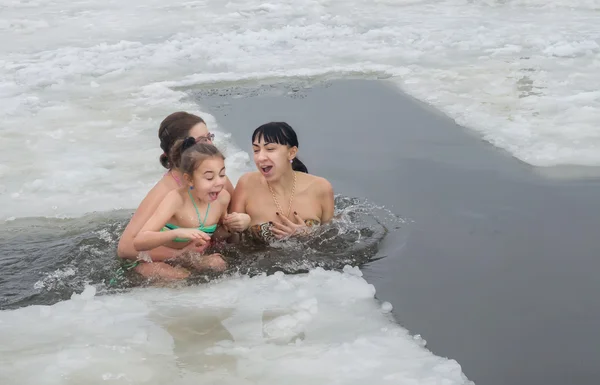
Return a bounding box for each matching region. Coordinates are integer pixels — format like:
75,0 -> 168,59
252,136 -> 297,181
188,122 -> 215,145
187,156 -> 226,202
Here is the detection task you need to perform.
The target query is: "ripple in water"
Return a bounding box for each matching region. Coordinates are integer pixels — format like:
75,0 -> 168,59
221,196 -> 402,277
0,196 -> 406,310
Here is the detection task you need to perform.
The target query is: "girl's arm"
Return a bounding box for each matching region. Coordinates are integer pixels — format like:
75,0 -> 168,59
117,182 -> 174,259
212,190 -> 235,242
117,180 -> 192,261
222,173 -> 252,234
134,191 -> 210,251
140,244 -> 184,262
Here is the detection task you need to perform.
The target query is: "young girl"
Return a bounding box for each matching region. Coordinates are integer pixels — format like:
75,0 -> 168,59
133,139 -> 236,279
117,111 -> 248,263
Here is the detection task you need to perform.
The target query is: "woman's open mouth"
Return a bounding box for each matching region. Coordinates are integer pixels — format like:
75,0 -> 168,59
260,166 -> 273,175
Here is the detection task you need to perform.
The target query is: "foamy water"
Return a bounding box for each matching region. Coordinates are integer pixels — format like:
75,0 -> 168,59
1,0 -> 599,220
0,267 -> 472,385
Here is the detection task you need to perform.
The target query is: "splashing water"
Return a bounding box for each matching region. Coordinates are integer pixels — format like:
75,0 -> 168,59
0,196 -> 405,310
0,195 -> 452,385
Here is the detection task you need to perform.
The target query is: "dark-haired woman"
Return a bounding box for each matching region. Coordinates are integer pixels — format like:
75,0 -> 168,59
231,122 -> 334,244
117,112 -> 250,279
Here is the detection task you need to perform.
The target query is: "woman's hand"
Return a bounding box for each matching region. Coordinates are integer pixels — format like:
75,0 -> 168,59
222,212 -> 251,232
271,212 -> 310,240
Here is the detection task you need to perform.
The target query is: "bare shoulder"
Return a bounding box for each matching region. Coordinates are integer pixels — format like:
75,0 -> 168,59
316,177 -> 334,198
236,171 -> 262,189
134,178 -> 178,216
299,173 -> 333,196
163,188 -> 186,207
144,176 -> 173,202
218,188 -> 231,206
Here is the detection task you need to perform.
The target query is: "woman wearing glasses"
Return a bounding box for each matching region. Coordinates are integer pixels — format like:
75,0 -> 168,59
116,111 -> 250,279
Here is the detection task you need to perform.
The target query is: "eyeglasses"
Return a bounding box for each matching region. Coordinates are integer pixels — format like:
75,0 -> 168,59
195,132 -> 215,143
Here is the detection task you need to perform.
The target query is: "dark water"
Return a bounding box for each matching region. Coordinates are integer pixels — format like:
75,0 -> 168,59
0,212 -> 127,310
194,79 -> 600,385
0,196 -> 401,310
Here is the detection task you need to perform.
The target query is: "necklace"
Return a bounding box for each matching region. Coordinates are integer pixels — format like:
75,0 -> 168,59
267,171 -> 296,218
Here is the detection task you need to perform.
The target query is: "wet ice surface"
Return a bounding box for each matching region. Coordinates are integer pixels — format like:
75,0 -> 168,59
0,267 -> 471,385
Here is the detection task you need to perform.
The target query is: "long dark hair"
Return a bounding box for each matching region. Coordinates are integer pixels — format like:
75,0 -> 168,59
158,111 -> 205,169
251,122 -> 308,173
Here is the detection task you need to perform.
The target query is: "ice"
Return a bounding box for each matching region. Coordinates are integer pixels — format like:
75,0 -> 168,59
0,268 -> 473,385
71,285 -> 96,300
381,301 -> 393,313
0,0 -> 598,222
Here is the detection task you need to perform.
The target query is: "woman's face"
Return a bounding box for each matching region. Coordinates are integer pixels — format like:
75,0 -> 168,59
188,122 -> 214,145
252,136 -> 297,181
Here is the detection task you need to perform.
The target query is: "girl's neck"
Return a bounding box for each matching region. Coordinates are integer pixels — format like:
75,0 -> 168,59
187,188 -> 208,206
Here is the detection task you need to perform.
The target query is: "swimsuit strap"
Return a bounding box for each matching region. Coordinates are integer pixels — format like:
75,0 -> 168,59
168,170 -> 182,186
188,189 -> 210,228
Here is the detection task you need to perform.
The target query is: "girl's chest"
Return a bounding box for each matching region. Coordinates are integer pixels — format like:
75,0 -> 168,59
172,201 -> 221,228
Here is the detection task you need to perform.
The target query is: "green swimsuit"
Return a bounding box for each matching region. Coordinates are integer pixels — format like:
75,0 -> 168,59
161,190 -> 217,242
109,188 -> 218,286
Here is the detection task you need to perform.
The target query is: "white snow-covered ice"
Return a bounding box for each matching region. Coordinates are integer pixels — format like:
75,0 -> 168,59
0,267 -> 473,385
1,0 -> 599,220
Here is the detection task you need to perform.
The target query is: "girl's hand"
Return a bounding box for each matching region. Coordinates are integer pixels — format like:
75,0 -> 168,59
174,228 -> 211,243
271,212 -> 310,240
223,212 -> 251,232
172,241 -> 211,266
179,240 -> 210,255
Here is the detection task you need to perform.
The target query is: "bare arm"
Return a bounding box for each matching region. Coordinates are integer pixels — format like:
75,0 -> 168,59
225,176 -> 234,210
117,182 -> 175,260
220,173 -> 254,242
319,179 -> 335,224
230,173 -> 251,214
211,190 -> 234,242
141,244 -> 183,262
134,191 -> 210,251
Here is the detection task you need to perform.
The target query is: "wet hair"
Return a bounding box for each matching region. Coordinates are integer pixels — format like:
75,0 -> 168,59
251,122 -> 308,173
158,111 -> 205,169
170,137 -> 225,177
